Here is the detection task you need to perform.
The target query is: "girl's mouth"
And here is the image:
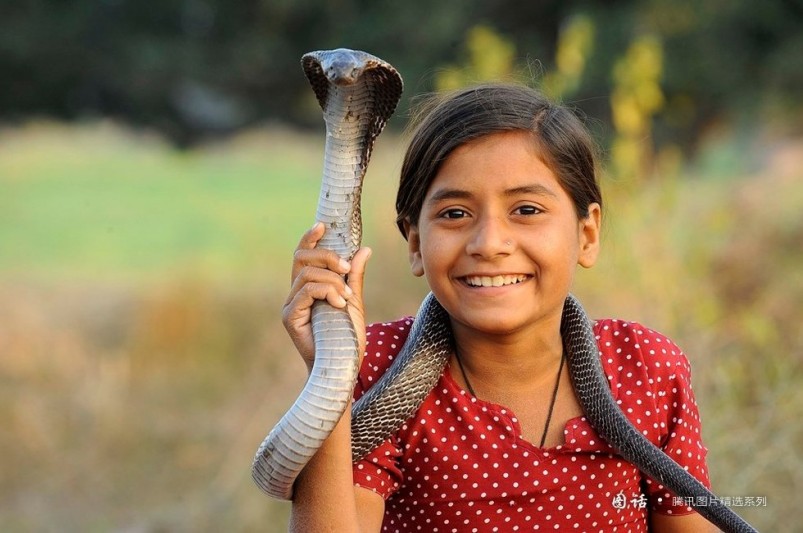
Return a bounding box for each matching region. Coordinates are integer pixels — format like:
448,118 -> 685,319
462,274 -> 530,288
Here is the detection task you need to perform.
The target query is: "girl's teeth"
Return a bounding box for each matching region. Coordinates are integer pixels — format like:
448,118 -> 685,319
466,275 -> 525,287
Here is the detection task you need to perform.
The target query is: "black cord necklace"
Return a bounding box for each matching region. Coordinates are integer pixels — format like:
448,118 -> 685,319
454,348 -> 566,448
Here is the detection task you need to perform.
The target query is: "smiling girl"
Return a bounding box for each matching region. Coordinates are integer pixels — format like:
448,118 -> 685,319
283,84 -> 714,532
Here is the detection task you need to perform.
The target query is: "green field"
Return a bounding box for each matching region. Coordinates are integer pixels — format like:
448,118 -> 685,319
1,122 -> 329,283
1,122 -> 800,531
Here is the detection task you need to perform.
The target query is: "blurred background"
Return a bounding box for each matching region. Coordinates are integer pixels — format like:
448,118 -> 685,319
1,1 -> 801,531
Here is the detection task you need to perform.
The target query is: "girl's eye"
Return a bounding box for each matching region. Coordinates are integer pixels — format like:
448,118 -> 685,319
440,209 -> 467,219
515,205 -> 541,215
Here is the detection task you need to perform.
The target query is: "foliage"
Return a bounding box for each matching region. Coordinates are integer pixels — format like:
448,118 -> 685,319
0,1 -> 800,147
609,34 -> 666,182
435,25 -> 517,91
542,14 -> 596,100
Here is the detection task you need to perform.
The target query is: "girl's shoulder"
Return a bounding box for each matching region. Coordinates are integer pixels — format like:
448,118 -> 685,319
356,317 -> 415,398
592,318 -> 699,445
593,318 -> 693,380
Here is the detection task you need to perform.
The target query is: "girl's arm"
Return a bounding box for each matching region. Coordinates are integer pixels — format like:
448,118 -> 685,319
650,512 -> 718,532
289,407 -> 385,532
282,223 -> 382,531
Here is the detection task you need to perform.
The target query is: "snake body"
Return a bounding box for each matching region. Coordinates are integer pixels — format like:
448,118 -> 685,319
251,48 -> 757,533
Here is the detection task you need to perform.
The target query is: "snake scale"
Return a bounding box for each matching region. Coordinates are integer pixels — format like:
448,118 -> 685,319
251,48 -> 758,533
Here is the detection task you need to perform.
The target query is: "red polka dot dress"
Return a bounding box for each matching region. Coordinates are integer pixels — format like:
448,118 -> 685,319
352,317 -> 710,532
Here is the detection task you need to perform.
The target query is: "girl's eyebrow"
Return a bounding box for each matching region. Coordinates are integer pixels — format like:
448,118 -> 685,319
504,184 -> 558,198
426,183 -> 558,204
426,188 -> 473,204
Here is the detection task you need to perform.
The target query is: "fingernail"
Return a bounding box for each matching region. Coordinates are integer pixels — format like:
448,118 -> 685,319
339,259 -> 351,272
337,295 -> 347,307
344,285 -> 353,297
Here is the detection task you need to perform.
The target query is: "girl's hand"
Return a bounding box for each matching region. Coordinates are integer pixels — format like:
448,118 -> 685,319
282,222 -> 372,372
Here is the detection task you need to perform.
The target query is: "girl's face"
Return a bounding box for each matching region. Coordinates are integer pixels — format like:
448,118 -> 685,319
404,130 -> 601,339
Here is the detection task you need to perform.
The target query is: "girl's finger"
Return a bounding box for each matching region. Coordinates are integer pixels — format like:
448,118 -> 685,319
296,222 -> 326,251
284,282 -> 349,318
286,266 -> 352,306
291,248 -> 352,282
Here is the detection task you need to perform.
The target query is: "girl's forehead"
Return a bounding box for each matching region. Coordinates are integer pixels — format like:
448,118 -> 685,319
430,131 -> 557,190
450,129 -> 539,154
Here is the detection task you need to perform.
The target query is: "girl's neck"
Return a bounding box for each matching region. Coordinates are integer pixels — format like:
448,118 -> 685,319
450,314 -> 564,388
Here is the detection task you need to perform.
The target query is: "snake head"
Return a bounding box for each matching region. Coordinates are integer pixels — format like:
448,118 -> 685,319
301,47 -> 403,136
319,48 -> 367,86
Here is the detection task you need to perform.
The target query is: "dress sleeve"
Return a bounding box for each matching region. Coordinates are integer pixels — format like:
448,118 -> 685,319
350,319 -> 410,500
352,435 -> 404,500
641,332 -> 711,515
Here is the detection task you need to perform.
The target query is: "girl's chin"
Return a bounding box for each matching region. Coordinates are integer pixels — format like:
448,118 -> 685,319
444,298 -> 565,337
450,312 -> 530,336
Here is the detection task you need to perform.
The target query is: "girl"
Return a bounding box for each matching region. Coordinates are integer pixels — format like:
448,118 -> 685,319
282,84 -> 714,532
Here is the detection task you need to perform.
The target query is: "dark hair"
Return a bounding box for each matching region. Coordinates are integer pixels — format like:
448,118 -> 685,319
395,83 -> 602,238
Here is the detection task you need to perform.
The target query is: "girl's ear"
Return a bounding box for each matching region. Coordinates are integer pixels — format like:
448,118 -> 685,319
578,202 -> 601,268
403,220 -> 425,277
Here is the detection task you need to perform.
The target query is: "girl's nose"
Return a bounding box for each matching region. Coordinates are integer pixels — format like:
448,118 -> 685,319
465,216 -> 513,258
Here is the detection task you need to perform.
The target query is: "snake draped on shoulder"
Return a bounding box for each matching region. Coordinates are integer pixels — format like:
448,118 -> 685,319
250,48 -> 758,533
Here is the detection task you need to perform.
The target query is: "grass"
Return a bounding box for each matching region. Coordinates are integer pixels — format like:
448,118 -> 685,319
0,121 -> 800,532
0,121 -> 371,284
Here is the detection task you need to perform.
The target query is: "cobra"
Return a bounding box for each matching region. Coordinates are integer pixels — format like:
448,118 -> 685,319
251,48 -> 758,533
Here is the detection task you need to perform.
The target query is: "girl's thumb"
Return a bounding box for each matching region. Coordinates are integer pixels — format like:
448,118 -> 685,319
346,247 -> 372,300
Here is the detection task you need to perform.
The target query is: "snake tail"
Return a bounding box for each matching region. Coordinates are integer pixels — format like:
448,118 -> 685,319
562,295 -> 758,533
